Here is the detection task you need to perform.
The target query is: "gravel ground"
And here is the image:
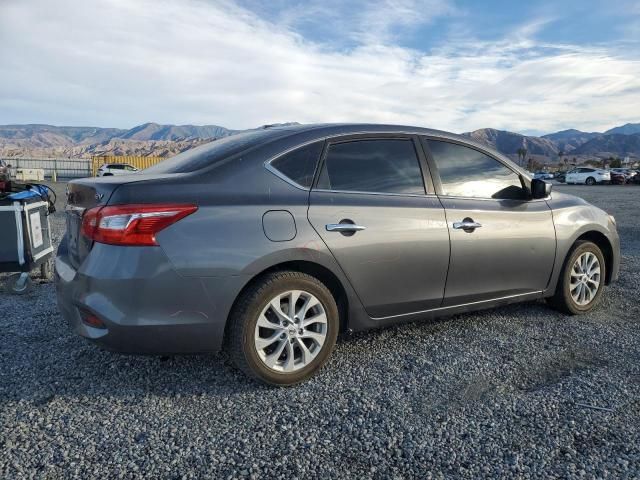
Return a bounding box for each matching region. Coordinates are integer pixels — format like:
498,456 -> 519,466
1,182 -> 639,479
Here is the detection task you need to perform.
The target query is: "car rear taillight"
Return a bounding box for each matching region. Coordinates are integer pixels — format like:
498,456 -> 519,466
81,204 -> 197,246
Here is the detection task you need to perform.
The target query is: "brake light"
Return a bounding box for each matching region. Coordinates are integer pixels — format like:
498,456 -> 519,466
82,203 -> 197,246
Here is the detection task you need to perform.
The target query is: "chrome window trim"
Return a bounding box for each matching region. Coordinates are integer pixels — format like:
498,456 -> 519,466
264,162 -> 310,191
263,130 -> 437,192
436,194 -> 549,203
314,188 -> 434,198
263,130 -> 536,200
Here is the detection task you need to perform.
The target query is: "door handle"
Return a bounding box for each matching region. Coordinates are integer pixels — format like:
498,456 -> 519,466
453,219 -> 482,231
326,223 -> 367,233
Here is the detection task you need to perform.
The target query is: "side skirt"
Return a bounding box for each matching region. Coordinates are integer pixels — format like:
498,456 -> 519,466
347,291 -> 544,333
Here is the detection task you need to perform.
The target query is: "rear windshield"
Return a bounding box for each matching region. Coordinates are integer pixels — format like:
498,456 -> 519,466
143,129 -> 285,174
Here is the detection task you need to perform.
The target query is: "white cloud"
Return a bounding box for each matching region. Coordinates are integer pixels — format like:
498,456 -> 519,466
0,0 -> 638,133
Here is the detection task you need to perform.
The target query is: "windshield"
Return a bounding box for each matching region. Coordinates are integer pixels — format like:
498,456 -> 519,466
143,129 -> 286,174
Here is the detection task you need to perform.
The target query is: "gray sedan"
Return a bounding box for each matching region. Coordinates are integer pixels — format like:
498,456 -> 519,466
55,124 -> 620,385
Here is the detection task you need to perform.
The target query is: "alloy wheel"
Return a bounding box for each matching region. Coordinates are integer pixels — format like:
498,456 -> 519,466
254,290 -> 328,372
570,251 -> 601,306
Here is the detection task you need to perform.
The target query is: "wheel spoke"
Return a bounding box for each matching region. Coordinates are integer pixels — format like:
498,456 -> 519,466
282,341 -> 295,371
297,338 -> 313,365
264,340 -> 288,368
269,296 -> 291,323
255,329 -> 284,350
587,277 -> 599,286
287,290 -> 301,317
581,283 -> 589,303
302,312 -> 327,328
256,314 -> 279,330
297,295 -> 320,320
300,331 -> 325,347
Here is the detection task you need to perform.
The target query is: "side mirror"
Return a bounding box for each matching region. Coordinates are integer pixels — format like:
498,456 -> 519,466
531,178 -> 552,199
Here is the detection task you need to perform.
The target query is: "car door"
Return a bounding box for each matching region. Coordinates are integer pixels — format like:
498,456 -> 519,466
307,135 -> 450,319
423,138 -> 556,306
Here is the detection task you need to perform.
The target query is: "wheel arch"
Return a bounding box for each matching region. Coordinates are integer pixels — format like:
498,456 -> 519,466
225,260 -> 351,339
574,231 -> 614,284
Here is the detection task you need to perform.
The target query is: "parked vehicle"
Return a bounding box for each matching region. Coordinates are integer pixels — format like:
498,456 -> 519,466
0,160 -> 12,191
610,171 -> 627,185
96,163 -> 139,177
565,167 -> 610,185
555,172 -> 567,183
56,124 -> 621,385
533,171 -> 554,180
611,168 -> 637,183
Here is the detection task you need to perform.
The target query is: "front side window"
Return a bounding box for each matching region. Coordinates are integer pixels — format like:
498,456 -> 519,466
270,141 -> 324,188
316,139 -> 425,195
426,139 -> 525,199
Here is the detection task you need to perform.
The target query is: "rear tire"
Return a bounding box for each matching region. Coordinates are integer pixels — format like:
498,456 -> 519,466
547,240 -> 605,315
585,177 -> 596,186
225,271 -> 339,386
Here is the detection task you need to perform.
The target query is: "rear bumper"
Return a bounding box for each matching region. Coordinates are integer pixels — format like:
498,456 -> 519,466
55,237 -> 249,354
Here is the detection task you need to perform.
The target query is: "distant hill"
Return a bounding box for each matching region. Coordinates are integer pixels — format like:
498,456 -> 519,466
540,129 -> 601,153
572,133 -> 640,155
604,123 -> 640,135
0,121 -> 638,161
463,128 -> 558,158
0,123 -> 238,157
118,122 -> 233,141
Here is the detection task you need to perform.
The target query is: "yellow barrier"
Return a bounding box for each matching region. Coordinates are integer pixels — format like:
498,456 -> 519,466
91,156 -> 164,176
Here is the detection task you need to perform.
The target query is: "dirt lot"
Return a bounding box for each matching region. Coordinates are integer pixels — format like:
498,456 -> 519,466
1,182 -> 639,478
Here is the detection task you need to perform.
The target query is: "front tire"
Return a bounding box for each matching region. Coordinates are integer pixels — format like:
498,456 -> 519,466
585,177 -> 596,185
225,271 -> 339,386
548,240 -> 605,315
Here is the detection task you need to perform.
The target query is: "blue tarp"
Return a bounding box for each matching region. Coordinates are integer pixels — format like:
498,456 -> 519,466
6,185 -> 50,201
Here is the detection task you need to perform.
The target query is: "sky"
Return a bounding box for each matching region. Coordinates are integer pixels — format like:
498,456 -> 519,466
0,0 -> 639,135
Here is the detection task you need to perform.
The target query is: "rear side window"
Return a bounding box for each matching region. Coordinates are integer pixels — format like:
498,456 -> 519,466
316,139 -> 425,195
270,141 -> 324,188
426,139 -> 524,199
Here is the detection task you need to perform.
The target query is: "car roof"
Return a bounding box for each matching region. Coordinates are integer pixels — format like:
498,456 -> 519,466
269,122 -> 473,142
267,122 -> 501,157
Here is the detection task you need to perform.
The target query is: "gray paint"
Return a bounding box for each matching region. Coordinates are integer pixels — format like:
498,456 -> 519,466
55,123 -> 621,354
262,210 -> 296,242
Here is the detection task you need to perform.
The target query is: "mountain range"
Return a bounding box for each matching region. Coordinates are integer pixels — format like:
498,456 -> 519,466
1,122 -> 639,164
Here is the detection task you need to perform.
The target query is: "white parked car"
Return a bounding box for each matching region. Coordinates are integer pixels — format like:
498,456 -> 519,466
565,167 -> 610,185
97,163 -> 139,177
533,171 -> 554,180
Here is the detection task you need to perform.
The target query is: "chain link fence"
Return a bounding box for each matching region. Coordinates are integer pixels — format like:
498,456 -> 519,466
1,158 -> 91,179
1,156 -> 167,179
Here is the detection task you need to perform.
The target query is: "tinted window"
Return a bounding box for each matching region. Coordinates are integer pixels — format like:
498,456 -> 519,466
316,139 -> 425,195
270,141 -> 324,188
426,140 -> 524,199
109,164 -> 124,169
144,129 -> 286,174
